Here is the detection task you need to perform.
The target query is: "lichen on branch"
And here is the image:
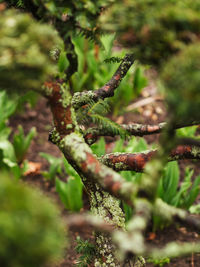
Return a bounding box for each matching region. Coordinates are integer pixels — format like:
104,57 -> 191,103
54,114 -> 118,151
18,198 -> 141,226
72,54 -> 134,110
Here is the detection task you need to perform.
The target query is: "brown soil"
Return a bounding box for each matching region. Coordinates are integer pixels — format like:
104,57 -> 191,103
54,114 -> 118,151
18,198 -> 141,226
9,97 -> 200,267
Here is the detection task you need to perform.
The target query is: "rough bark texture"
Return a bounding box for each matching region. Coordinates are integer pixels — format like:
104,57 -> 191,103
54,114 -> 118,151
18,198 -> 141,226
45,82 -> 144,266
72,54 -> 134,110
99,145 -> 200,172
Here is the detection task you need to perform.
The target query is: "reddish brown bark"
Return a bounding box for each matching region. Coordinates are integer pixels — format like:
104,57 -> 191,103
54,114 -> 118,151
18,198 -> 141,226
45,81 -> 75,136
100,145 -> 199,172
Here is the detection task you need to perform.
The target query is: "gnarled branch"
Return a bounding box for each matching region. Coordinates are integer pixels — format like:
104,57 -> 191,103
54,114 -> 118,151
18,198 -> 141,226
84,121 -> 200,145
72,54 -> 134,109
99,145 -> 200,172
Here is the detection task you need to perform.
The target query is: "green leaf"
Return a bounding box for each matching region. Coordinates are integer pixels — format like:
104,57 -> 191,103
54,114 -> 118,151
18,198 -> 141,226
58,51 -> 69,73
113,139 -> 125,153
176,126 -> 198,138
171,168 -> 193,207
40,153 -> 62,180
91,137 -> 106,157
133,66 -> 148,96
0,140 -> 17,166
184,175 -> 200,209
101,34 -> 115,54
0,91 -> 17,124
122,201 -> 133,222
126,137 -> 148,153
56,177 -> 83,211
0,122 -> 11,141
161,162 -> 179,204
13,126 -> 36,163
63,157 -> 80,178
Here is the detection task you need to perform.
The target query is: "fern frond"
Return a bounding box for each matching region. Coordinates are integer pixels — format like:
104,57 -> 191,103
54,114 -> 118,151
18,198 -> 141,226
78,27 -> 103,47
8,0 -> 24,7
76,99 -> 110,126
16,0 -> 24,7
75,237 -> 96,267
88,99 -> 110,116
104,56 -> 123,64
90,114 -> 128,138
76,107 -> 92,126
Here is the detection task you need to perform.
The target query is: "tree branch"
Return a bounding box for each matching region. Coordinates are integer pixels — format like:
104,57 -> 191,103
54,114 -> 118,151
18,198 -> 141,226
154,199 -> 200,232
99,145 -> 200,172
60,132 -> 137,205
84,121 -> 200,145
72,54 -> 134,109
66,213 -> 115,232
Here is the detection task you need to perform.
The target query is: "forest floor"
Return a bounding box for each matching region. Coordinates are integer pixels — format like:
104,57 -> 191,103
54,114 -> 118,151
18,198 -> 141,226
9,92 -> 200,267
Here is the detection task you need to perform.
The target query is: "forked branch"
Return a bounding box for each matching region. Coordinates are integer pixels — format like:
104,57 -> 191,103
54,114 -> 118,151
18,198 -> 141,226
72,54 -> 134,109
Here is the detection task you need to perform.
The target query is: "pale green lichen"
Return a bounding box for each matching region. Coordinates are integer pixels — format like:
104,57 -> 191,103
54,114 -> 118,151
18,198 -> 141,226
72,90 -> 96,109
70,106 -> 79,131
90,183 -> 125,266
62,133 -> 136,202
42,84 -> 53,96
61,133 -> 141,266
114,162 -> 126,170
61,133 -> 90,162
191,146 -> 200,157
154,198 -> 186,222
60,83 -> 72,108
49,127 -> 61,144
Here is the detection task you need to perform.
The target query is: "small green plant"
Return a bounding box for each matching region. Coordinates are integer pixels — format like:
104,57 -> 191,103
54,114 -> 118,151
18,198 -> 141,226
158,163 -> 200,209
153,162 -> 200,230
40,152 -> 63,181
0,172 -> 67,267
75,236 -> 96,267
56,158 -> 83,211
0,90 -> 37,179
0,91 -> 18,125
0,126 -> 36,179
13,125 -> 36,164
40,153 -> 84,211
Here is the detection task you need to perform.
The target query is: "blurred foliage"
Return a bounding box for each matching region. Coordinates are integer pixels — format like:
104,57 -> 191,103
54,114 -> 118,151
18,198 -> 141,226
0,91 -> 36,179
147,257 -> 170,267
6,0 -> 114,45
176,125 -> 198,138
0,172 -> 67,267
56,158 -> 83,212
40,152 -> 63,181
158,163 -> 200,209
154,163 -> 200,230
161,43 -> 200,123
101,0 -> 200,67
0,8 -> 61,94
13,125 -> 36,164
40,152 -> 83,211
